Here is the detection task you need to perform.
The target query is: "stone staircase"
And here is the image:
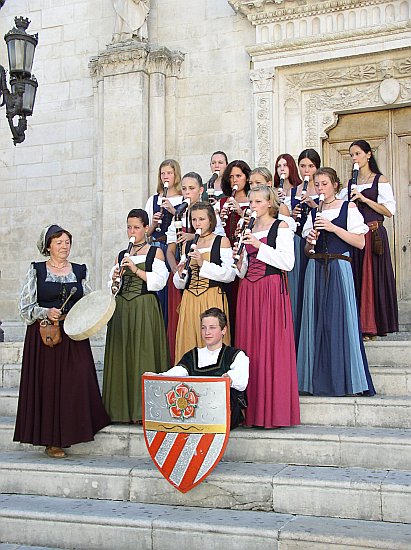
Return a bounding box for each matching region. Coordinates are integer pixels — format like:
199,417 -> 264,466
0,339 -> 410,549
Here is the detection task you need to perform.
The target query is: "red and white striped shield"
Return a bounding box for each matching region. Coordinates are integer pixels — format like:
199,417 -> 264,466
142,375 -> 230,493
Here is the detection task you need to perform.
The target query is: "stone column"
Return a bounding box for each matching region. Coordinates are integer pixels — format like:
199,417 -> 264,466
89,41 -> 183,287
250,68 -> 275,169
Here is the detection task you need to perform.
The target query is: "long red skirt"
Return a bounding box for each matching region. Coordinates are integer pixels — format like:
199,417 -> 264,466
236,275 -> 300,428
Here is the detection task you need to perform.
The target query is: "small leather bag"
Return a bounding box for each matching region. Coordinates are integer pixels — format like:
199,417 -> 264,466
39,319 -> 62,348
368,221 -> 384,256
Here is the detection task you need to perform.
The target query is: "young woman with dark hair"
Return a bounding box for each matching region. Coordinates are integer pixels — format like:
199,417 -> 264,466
347,139 -> 398,339
203,151 -> 229,202
219,160 -> 252,245
273,153 -> 302,213
103,209 -> 169,423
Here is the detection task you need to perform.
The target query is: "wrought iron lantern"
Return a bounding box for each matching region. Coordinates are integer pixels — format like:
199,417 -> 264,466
0,16 -> 38,145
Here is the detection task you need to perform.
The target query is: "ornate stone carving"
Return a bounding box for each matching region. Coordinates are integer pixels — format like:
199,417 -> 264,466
380,78 -> 401,104
250,68 -> 275,92
285,57 -> 411,91
255,95 -> 271,166
247,21 -> 411,55
231,0 -> 401,23
305,84 -> 381,144
250,68 -> 275,165
281,53 -> 411,148
89,41 -> 184,81
399,79 -> 411,102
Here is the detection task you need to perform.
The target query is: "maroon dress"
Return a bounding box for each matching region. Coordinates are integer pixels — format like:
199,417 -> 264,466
220,197 -> 249,344
235,224 -> 300,428
351,175 -> 398,336
14,262 -> 110,448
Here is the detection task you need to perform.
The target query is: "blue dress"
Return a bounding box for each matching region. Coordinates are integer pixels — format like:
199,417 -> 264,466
288,187 -> 309,349
297,201 -> 375,396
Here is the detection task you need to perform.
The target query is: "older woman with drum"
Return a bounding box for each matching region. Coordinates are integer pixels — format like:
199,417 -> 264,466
14,225 -> 110,458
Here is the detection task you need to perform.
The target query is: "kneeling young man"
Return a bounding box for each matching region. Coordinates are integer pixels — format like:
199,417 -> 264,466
158,307 -> 249,429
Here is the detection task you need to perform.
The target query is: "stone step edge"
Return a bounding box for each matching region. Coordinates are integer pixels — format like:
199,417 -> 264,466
0,494 -> 410,550
0,451 -> 409,524
2,338 -> 411,366
0,546 -> 65,550
2,415 -> 410,443
2,417 -> 411,470
1,386 -> 410,403
1,450 -> 409,492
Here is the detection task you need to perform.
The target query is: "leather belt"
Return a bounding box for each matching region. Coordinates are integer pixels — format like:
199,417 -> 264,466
310,253 -> 352,263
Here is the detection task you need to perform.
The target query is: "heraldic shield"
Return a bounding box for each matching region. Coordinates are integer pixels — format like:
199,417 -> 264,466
142,375 -> 231,493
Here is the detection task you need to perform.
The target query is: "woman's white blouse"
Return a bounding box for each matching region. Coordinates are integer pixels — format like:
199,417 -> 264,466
302,204 -> 369,238
339,182 -> 396,215
108,255 -> 168,292
144,194 -> 183,225
19,264 -> 92,325
173,245 -> 236,289
161,347 -> 249,391
237,225 -> 295,278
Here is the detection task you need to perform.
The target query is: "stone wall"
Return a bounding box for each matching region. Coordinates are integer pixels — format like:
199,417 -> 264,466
0,0 -> 113,324
0,0 -> 254,331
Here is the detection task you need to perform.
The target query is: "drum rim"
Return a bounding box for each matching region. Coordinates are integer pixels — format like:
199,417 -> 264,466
64,289 -> 116,340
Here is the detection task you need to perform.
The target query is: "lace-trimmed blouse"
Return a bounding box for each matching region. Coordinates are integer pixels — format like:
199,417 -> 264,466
19,264 -> 92,325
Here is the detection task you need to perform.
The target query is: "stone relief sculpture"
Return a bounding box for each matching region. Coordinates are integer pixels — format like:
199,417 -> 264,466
112,0 -> 150,42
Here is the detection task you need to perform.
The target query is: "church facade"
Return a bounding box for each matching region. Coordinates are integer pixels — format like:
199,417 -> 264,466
0,0 -> 410,336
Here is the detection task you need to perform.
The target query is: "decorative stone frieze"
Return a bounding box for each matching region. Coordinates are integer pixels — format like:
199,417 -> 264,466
230,0 -> 409,25
283,53 -> 411,148
250,67 -> 274,92
248,21 -> 410,57
285,57 -> 411,90
89,40 -> 184,81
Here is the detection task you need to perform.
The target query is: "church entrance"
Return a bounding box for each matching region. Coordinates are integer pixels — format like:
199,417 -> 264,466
323,107 -> 411,326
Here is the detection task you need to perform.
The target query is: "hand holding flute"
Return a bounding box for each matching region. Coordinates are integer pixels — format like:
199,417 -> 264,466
220,185 -> 238,227
307,194 -> 325,254
296,176 -> 310,227
278,174 -> 286,202
206,171 -> 219,204
232,211 -> 257,267
180,229 -> 202,279
111,236 -> 136,294
155,182 -> 169,232
349,162 -> 360,201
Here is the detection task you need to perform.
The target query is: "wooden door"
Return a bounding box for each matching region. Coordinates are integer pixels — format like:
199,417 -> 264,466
323,107 -> 411,325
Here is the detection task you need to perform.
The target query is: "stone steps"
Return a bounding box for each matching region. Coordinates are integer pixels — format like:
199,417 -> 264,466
2,389 -> 410,428
1,417 -> 410,470
1,493 -> 410,550
2,362 -> 410,396
0,451 -> 410,524
0,546 -> 65,550
1,339 -> 410,550
2,340 -> 410,395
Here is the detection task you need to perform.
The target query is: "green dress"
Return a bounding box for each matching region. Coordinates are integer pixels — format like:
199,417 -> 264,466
103,248 -> 169,422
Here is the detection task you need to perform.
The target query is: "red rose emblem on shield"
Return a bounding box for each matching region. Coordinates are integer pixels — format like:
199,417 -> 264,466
166,382 -> 199,421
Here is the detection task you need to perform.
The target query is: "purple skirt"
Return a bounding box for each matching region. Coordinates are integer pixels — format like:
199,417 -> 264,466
14,322 -> 110,448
